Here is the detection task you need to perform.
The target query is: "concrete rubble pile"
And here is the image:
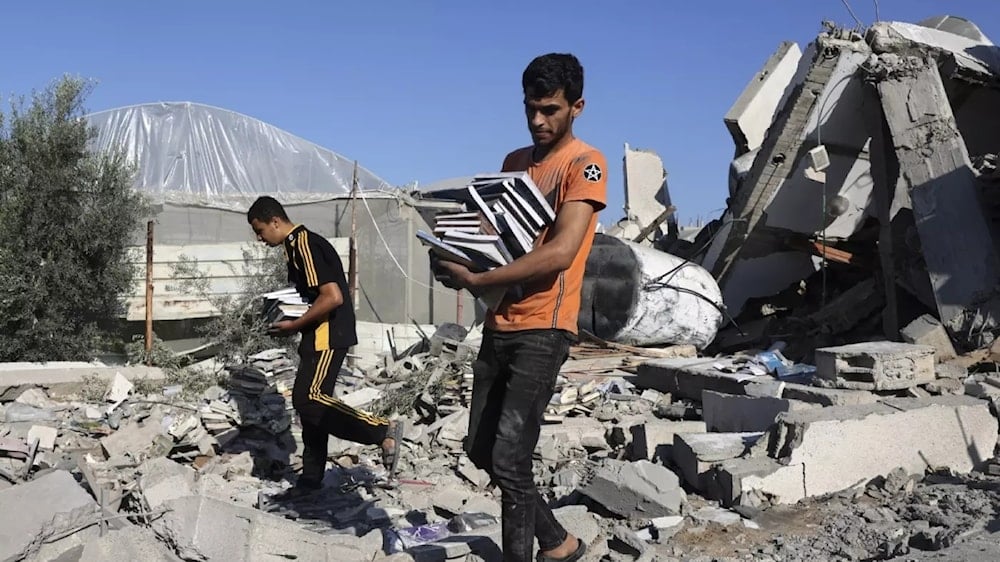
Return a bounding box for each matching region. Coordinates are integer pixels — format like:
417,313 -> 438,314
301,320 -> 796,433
6,13 -> 1000,562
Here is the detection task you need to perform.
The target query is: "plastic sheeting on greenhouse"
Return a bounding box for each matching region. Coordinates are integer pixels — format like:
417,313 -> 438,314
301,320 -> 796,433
85,101 -> 392,210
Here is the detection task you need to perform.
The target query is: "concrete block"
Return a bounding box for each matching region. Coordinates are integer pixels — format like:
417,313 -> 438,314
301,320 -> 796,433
815,342 -> 935,390
707,457 -> 807,507
578,459 -> 686,518
781,383 -> 879,406
637,357 -> 770,401
769,396 -> 997,498
702,390 -> 818,432
0,470 -> 99,562
138,457 -> 196,509
27,424 -> 58,450
901,314 -> 957,362
672,432 -> 763,490
79,525 -> 182,561
155,496 -> 374,561
628,420 -> 707,461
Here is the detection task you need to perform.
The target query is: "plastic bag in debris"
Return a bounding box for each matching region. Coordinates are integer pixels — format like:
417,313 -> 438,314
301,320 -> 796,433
385,521 -> 452,552
447,512 -> 499,533
751,350 -> 815,379
2,403 -> 57,423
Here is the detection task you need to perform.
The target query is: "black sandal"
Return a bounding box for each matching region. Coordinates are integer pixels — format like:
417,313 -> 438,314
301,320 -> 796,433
537,537 -> 586,562
382,420 -> 405,478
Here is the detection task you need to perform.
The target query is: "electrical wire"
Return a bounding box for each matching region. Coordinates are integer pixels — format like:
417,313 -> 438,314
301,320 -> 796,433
873,0 -> 880,23
839,0 -> 864,28
355,190 -> 461,296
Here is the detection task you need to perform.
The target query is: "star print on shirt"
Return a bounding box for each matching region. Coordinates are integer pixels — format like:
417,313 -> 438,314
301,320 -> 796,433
583,163 -> 602,182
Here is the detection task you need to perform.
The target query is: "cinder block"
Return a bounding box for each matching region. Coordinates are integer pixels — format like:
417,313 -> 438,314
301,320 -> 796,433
769,395 -> 997,498
702,390 -> 819,432
815,341 -> 935,390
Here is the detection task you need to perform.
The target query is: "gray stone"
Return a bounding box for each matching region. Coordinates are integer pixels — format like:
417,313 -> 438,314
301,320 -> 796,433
814,342 -> 935,390
101,416 -> 170,460
702,390 -> 818,432
138,457 -> 196,509
579,459 -> 686,518
901,314 -> 957,362
154,495 -> 372,561
0,470 -> 99,562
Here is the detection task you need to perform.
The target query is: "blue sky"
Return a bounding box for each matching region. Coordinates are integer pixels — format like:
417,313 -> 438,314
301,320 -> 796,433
2,1 -> 996,225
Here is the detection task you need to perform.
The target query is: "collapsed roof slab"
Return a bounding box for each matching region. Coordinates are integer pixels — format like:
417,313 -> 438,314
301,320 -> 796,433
724,41 -> 803,157
706,33 -> 877,316
873,55 -> 1000,349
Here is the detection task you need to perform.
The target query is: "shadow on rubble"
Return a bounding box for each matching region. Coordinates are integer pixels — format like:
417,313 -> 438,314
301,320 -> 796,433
258,463 -> 393,536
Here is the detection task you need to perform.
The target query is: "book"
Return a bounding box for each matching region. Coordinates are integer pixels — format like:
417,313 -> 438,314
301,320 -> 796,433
415,171 -> 558,310
259,287 -> 310,325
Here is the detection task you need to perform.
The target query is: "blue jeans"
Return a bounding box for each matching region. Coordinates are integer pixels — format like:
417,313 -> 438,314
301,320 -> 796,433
465,329 -> 574,562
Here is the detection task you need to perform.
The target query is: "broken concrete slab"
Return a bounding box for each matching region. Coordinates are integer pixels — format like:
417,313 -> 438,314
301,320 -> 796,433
0,362 -> 165,389
154,495 -> 375,561
901,314 -> 957,362
138,457 -> 196,509
78,525 -> 183,562
540,417 -> 609,452
636,357 -> 769,401
672,432 -> 764,490
100,416 -> 170,460
769,395 -> 997,498
814,341 -> 935,390
691,506 -> 743,526
707,456 -> 807,507
702,390 -> 819,432
578,459 -> 686,518
628,419 -> 707,461
725,40 -> 803,155
781,382 -> 880,406
0,470 -> 99,562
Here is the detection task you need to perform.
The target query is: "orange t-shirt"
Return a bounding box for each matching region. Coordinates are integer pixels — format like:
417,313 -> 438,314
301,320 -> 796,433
487,137 -> 608,334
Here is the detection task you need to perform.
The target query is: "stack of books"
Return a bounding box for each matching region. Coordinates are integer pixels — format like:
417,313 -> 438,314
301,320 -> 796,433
259,287 -> 309,325
416,172 -> 556,309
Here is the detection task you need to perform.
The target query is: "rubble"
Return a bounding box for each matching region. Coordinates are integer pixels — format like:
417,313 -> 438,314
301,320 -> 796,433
3,14 -> 1000,562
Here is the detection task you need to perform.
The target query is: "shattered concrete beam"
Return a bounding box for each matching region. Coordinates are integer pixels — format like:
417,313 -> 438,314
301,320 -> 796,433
874,55 -> 1000,348
725,41 -> 803,156
707,38 -> 840,282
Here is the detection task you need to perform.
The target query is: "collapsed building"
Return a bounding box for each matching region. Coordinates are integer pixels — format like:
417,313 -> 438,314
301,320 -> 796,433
5,13 -> 1000,562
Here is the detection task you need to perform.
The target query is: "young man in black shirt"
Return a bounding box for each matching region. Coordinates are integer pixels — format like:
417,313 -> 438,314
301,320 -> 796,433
248,196 -> 403,493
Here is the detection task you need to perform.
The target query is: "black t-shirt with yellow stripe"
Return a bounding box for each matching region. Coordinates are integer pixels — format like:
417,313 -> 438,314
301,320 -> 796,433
283,225 -> 358,350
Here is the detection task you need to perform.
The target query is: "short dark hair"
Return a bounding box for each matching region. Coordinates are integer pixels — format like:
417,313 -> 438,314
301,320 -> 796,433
247,196 -> 289,223
522,53 -> 584,103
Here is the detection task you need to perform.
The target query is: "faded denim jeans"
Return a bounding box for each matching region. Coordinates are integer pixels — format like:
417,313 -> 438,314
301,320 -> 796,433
465,328 -> 574,562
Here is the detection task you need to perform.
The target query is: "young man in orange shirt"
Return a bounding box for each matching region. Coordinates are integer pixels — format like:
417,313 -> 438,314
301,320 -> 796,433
434,53 -> 606,562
